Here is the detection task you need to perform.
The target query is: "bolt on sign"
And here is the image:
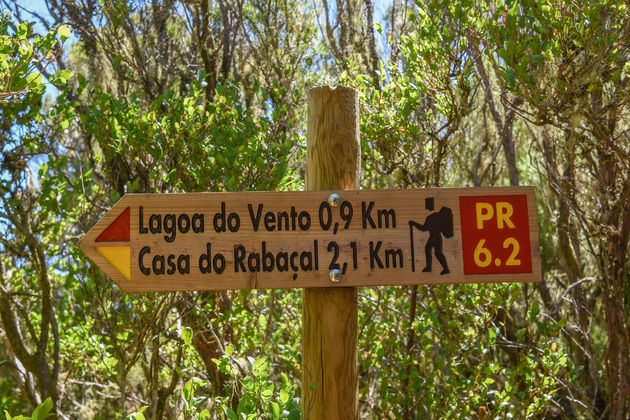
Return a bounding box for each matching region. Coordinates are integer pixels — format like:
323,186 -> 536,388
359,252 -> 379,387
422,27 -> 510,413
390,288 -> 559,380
78,186 -> 541,292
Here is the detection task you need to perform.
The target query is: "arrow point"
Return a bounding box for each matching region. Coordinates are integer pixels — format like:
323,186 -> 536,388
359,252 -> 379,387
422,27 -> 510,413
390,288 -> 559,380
96,207 -> 130,242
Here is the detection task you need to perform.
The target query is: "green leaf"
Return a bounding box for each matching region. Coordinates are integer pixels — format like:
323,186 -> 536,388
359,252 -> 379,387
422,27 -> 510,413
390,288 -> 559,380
199,409 -> 210,420
270,402 -> 280,419
279,389 -> 289,404
261,381 -> 274,399
237,394 -> 253,416
529,300 -> 540,321
183,379 -> 194,403
225,344 -> 234,356
32,397 -> 53,420
57,25 -> 71,41
506,68 -> 516,85
26,72 -> 42,86
18,42 -> 32,58
17,23 -> 28,39
58,69 -> 73,80
113,54 -> 123,71
226,408 -> 237,420
51,69 -> 73,86
182,327 -> 193,345
508,0 -> 519,19
489,328 -> 497,344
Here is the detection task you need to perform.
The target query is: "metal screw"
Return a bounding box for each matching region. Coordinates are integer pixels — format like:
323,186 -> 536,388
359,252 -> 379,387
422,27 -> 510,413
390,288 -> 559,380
329,269 -> 342,283
328,193 -> 342,207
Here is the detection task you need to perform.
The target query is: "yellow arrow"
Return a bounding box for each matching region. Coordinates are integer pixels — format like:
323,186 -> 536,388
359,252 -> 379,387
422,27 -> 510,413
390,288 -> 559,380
96,246 -> 131,280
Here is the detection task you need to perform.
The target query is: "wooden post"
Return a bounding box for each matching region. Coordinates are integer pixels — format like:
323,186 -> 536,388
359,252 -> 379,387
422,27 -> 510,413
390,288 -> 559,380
302,86 -> 359,419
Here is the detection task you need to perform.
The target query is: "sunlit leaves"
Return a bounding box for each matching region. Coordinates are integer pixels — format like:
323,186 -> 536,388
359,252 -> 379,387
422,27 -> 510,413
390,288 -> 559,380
488,0 -> 630,119
49,69 -> 72,86
56,25 -> 70,42
210,347 -> 300,419
0,15 -> 72,100
77,76 -> 297,197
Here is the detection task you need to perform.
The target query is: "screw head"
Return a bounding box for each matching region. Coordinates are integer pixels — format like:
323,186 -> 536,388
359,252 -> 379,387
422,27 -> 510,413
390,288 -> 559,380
328,193 -> 342,207
329,269 -> 342,283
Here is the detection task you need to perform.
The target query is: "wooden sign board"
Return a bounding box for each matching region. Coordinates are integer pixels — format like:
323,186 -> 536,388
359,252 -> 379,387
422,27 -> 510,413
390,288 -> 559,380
77,187 -> 541,292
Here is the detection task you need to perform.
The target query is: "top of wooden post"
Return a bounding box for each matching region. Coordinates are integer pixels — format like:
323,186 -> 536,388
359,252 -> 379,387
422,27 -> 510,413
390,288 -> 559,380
306,86 -> 360,191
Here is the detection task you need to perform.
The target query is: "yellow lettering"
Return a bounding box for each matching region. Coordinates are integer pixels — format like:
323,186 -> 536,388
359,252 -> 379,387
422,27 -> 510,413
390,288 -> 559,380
496,202 -> 515,229
476,203 -> 494,229
474,239 -> 492,267
503,237 -> 521,265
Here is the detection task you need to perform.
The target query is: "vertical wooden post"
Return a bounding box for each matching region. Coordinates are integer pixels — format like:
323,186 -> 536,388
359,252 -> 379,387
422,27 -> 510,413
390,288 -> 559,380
302,86 -> 359,419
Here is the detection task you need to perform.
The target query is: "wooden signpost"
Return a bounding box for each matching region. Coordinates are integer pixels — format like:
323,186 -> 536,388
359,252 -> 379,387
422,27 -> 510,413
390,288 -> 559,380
78,86 -> 541,419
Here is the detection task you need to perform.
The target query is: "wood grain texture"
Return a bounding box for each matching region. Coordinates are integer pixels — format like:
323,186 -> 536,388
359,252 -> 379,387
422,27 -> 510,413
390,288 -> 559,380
306,86 -> 360,191
302,287 -> 358,420
77,187 -> 541,292
303,85 -> 359,419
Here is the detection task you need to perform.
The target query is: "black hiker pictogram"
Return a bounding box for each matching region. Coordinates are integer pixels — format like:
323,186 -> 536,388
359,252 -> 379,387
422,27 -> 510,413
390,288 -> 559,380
409,197 -> 453,275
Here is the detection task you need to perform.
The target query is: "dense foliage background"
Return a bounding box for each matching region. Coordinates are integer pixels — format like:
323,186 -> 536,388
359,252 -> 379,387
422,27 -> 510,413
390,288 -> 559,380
1,0 -> 629,418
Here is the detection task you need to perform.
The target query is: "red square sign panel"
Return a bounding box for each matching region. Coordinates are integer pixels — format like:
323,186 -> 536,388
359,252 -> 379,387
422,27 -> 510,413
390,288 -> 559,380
459,195 -> 532,275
